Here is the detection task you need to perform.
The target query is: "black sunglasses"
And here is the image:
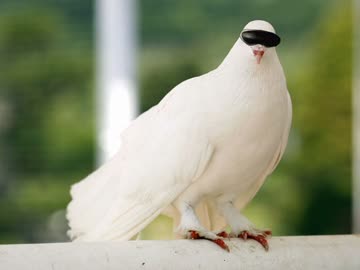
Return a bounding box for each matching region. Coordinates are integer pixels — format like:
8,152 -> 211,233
241,30 -> 281,48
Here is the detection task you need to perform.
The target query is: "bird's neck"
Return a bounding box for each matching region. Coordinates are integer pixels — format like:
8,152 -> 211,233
216,39 -> 282,79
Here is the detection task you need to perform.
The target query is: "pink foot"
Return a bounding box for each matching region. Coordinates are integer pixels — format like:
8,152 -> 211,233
189,230 -> 230,252
238,230 -> 272,251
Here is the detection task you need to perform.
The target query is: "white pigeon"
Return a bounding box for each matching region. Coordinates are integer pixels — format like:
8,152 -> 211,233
66,20 -> 292,251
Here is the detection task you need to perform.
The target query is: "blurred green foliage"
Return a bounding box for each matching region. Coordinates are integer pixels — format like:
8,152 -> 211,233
0,7 -> 94,242
291,2 -> 352,234
0,0 -> 352,243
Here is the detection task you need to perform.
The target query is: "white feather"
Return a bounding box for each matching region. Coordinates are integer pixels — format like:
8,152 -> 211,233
67,20 -> 292,241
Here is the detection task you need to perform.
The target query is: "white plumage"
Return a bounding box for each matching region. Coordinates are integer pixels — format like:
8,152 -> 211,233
67,20 -> 292,245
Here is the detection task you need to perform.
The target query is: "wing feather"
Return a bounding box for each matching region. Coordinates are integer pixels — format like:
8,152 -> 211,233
67,77 -> 215,241
268,91 -> 292,174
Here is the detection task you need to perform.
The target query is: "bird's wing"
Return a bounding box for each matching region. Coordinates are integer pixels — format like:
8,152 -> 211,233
67,77 -> 215,241
267,91 -> 292,175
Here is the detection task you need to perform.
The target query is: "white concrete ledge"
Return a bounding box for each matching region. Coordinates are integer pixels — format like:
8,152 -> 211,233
0,235 -> 359,269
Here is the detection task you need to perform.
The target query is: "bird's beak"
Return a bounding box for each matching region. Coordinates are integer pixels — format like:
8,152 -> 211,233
252,45 -> 265,64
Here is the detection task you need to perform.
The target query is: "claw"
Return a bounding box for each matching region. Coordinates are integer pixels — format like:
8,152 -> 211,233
216,231 -> 229,238
263,230 -> 272,236
213,238 -> 230,252
189,230 -> 200,239
238,230 -> 270,251
238,231 -> 248,240
247,233 -> 269,251
188,230 -> 230,252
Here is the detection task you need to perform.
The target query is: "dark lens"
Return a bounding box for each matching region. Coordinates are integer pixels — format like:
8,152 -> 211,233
241,30 -> 281,47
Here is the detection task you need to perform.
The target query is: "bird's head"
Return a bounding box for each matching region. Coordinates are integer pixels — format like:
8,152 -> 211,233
240,20 -> 281,64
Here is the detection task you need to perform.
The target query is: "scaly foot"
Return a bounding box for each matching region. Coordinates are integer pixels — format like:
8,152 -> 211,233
188,230 -> 229,252
237,230 -> 272,251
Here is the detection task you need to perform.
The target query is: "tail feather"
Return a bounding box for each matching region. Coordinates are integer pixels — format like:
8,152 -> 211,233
73,196 -> 167,241
67,179 -> 121,240
67,153 -> 126,240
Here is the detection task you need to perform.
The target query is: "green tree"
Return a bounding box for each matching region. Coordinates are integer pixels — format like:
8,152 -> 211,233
292,1 -> 352,234
0,9 -> 94,243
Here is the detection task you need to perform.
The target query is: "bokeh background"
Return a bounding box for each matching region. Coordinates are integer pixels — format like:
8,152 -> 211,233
0,0 -> 353,243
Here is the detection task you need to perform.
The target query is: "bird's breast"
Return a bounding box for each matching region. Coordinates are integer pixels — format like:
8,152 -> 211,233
197,79 -> 289,197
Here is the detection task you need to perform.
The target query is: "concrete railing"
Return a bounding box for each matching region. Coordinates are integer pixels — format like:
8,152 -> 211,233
0,235 -> 359,269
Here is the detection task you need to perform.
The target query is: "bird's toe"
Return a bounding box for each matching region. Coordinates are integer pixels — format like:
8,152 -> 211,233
237,229 -> 271,251
187,230 -> 230,252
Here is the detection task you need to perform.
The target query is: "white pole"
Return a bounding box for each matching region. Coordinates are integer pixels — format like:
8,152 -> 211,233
96,0 -> 138,165
353,0 -> 360,233
1,236 -> 360,269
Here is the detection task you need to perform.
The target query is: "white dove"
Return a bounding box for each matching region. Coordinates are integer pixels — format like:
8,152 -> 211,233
67,20 -> 292,251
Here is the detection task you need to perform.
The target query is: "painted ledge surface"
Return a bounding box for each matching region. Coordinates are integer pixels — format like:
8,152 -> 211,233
0,235 -> 359,270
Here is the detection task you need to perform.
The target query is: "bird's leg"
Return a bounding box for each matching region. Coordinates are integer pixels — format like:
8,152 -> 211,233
217,201 -> 271,251
176,202 -> 229,251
